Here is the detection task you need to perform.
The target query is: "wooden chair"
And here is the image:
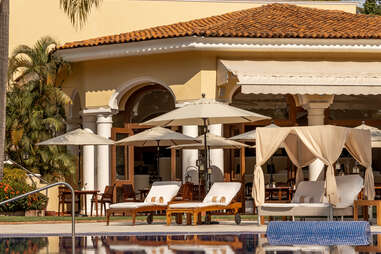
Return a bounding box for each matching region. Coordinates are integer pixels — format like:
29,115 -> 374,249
58,186 -> 80,216
91,185 -> 114,216
176,182 -> 194,201
120,184 -> 137,202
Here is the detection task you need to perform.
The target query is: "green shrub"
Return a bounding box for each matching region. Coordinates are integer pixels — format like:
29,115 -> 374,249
0,237 -> 48,253
0,168 -> 48,212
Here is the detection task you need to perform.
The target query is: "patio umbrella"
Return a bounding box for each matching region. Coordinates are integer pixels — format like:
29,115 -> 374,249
169,133 -> 248,198
37,128 -> 115,146
143,94 -> 270,192
37,128 -> 115,215
115,126 -> 200,181
169,133 -> 250,150
229,123 -> 279,142
355,121 -> 381,148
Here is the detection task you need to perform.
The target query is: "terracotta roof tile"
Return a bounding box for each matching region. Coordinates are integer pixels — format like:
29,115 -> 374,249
60,4 -> 381,50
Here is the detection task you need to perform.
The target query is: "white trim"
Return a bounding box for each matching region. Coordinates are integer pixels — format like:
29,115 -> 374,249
108,77 -> 175,110
142,0 -> 357,4
57,37 -> 381,62
81,107 -> 118,116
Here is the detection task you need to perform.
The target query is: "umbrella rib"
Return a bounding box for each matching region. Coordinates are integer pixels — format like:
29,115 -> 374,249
242,116 -> 253,122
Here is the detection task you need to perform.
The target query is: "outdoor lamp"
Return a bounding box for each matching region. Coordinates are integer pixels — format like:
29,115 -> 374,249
22,153 -> 29,160
335,161 -> 341,170
353,162 -> 360,174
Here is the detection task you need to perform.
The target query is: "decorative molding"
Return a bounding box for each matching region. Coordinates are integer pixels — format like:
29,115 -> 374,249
81,107 -> 118,116
108,77 -> 175,110
56,37 -> 381,62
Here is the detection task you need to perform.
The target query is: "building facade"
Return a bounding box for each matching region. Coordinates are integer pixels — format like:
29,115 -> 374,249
52,1 -> 381,207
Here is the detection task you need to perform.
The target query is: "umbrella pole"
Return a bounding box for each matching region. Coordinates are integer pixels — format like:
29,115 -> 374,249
156,140 -> 160,181
203,118 -> 208,197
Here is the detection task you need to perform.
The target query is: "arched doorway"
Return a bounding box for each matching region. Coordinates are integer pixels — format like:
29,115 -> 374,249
111,84 -> 176,196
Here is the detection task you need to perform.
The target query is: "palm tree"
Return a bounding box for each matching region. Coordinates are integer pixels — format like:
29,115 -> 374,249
60,0 -> 103,28
0,0 -> 102,181
8,36 -> 70,88
6,37 -> 75,181
0,0 -> 9,181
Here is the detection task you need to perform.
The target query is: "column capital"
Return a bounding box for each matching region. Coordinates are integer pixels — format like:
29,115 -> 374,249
293,95 -> 334,109
96,114 -> 113,124
81,107 -> 118,117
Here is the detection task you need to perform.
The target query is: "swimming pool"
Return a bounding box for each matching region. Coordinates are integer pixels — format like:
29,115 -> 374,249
0,233 -> 379,253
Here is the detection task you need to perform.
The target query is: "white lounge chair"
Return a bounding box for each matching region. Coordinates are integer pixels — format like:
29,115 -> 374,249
109,245 -> 174,254
166,182 -> 242,225
106,181 -> 181,225
258,175 -> 363,224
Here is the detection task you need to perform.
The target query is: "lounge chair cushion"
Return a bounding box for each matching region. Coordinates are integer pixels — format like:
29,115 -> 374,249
298,195 -> 313,203
144,181 -> 181,205
109,202 -> 163,209
260,203 -> 330,208
202,182 -> 241,206
169,202 -> 226,209
335,175 -> 363,209
291,181 -> 325,204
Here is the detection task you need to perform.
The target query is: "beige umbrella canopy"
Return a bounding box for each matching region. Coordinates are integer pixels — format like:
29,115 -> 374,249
37,128 -> 115,145
170,133 -> 249,150
115,126 -> 199,146
143,94 -> 270,187
229,123 -> 279,142
355,122 -> 381,148
143,95 -> 270,126
115,127 -> 200,180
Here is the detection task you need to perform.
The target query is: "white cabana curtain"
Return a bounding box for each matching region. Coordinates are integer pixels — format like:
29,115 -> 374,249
252,125 -> 374,207
294,126 -> 349,205
283,133 -> 316,187
252,128 -> 291,206
345,129 -> 375,200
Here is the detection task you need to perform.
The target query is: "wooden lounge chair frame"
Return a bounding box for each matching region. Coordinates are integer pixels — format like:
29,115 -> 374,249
166,194 -> 242,226
106,181 -> 181,225
106,205 -> 169,225
166,202 -> 242,226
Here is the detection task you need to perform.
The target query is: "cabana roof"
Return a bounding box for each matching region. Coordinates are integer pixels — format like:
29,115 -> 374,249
252,125 -> 374,206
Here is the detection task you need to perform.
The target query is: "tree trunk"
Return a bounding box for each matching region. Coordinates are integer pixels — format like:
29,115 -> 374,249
0,0 -> 9,181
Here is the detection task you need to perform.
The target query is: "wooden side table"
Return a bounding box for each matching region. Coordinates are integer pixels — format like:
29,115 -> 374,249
353,199 -> 381,225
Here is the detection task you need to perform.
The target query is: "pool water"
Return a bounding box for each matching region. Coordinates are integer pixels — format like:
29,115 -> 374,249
0,233 -> 379,253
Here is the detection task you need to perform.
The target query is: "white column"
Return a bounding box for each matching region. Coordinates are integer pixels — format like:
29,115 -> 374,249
96,114 -> 113,193
208,124 -> 224,182
304,103 -> 329,180
182,125 -> 199,183
82,114 -> 96,215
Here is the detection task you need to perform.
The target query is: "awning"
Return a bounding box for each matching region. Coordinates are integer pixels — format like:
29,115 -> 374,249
217,60 -> 381,95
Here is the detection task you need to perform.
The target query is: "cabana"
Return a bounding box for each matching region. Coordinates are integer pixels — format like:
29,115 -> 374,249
253,125 -> 375,208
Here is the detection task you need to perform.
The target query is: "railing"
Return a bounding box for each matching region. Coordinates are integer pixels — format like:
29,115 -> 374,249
5,158 -> 49,185
0,182 -> 76,238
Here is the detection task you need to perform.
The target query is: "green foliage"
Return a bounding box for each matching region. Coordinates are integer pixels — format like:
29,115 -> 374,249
361,0 -> 381,15
0,167 -> 48,212
5,36 -> 76,180
2,167 -> 26,183
0,237 -> 48,253
60,0 -> 103,28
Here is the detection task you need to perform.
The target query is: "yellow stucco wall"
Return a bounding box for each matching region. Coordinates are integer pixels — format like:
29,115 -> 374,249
64,49 -> 381,109
10,0 -> 357,53
63,52 -> 219,108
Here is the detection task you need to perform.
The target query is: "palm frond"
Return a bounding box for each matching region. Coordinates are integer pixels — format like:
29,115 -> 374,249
60,0 -> 102,28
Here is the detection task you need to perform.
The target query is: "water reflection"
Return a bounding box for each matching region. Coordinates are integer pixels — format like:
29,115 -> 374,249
0,233 -> 380,253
